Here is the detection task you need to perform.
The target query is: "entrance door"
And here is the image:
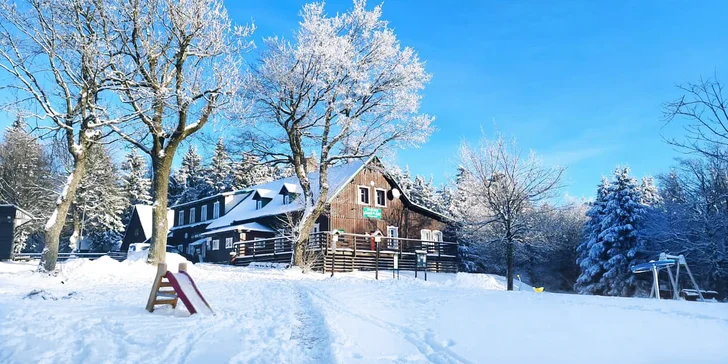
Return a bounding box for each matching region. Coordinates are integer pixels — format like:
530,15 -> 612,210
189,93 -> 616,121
387,226 -> 399,249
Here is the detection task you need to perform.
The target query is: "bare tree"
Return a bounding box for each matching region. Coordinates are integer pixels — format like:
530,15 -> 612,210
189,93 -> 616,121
245,0 -> 434,267
0,0 -> 123,271
100,0 -> 254,263
664,75 -> 728,161
458,134 -> 565,290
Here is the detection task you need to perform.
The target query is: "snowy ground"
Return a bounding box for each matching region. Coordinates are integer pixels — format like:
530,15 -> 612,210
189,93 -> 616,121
0,256 -> 726,364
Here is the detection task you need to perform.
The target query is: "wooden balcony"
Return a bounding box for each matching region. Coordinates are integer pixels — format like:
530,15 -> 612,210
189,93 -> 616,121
230,231 -> 459,273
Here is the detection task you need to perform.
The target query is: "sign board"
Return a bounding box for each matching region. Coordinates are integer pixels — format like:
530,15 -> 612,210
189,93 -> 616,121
416,250 -> 427,268
363,207 -> 382,219
336,229 -> 345,233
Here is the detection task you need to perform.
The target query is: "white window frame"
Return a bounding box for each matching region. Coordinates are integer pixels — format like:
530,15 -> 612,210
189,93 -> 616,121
189,207 -> 196,224
357,186 -> 370,205
310,223 -> 320,234
283,194 -> 290,205
387,226 -> 399,249
200,205 -> 207,221
255,199 -> 263,210
212,239 -> 220,251
420,229 -> 432,241
254,237 -> 265,250
225,237 -> 233,249
374,188 -> 387,207
213,201 -> 220,219
178,210 -> 185,226
432,230 -> 443,242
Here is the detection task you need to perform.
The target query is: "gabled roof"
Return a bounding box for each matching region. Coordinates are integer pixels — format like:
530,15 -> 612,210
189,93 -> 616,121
207,157 -> 372,230
280,183 -> 299,194
124,205 -> 175,240
253,188 -> 277,199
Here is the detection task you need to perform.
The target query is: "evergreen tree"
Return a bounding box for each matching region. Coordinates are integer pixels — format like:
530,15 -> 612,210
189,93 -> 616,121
639,176 -> 662,206
175,145 -> 212,203
0,119 -> 56,253
206,138 -> 234,194
72,144 -> 125,251
388,165 -> 413,198
121,149 -> 152,213
232,153 -> 275,189
599,167 -> 647,296
575,178 -> 610,295
410,175 -> 441,211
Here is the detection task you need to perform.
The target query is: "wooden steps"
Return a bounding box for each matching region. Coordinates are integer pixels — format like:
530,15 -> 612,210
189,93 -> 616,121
146,263 -> 180,312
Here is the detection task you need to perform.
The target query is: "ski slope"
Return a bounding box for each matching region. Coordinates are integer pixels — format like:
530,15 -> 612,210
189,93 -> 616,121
0,255 -> 726,364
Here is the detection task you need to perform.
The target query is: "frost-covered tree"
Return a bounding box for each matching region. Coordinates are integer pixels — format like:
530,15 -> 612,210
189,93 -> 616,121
410,175 -> 443,212
207,139 -> 234,194
0,0 -> 126,271
575,178 -> 610,295
0,119 -> 57,253
599,167 -> 647,297
244,1 -> 433,267
388,165 -> 414,198
639,176 -> 661,206
458,134 -> 564,290
72,144 -> 125,252
232,153 -> 275,190
121,149 -> 152,219
175,146 -> 213,204
103,0 -> 254,263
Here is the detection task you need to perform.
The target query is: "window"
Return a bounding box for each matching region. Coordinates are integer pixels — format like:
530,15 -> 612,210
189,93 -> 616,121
225,237 -> 233,249
201,205 -> 207,221
256,199 -> 263,210
254,237 -> 265,249
178,210 -> 185,226
420,229 -> 432,241
387,226 -> 399,249
213,201 -> 220,219
134,229 -> 140,237
375,188 -> 387,207
432,230 -> 443,242
212,239 -> 220,250
189,207 -> 196,224
283,194 -> 291,205
358,186 -> 370,205
311,223 -> 320,234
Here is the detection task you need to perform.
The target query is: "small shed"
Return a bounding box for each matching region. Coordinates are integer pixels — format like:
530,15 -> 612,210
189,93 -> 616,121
0,204 -> 34,260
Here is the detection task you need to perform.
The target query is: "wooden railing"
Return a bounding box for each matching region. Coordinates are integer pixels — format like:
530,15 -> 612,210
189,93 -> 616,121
231,236 -> 295,259
312,231 -> 458,257
12,251 -> 128,261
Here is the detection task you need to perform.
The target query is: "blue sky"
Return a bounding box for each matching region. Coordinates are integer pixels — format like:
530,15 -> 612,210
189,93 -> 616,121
3,1 -> 728,199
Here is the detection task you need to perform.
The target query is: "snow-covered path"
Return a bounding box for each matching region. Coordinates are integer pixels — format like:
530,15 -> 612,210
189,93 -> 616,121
0,257 -> 726,364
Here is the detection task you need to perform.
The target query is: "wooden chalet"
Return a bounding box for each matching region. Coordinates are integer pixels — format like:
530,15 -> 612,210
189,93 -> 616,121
200,156 -> 457,272
123,157 -> 458,273
0,204 -> 34,260
120,205 -> 174,252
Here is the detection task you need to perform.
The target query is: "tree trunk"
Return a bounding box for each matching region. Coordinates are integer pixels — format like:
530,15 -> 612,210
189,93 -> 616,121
147,154 -> 174,264
506,239 -> 514,291
41,156 -> 87,272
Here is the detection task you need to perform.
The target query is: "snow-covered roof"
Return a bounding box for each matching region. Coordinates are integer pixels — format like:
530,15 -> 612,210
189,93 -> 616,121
253,188 -> 277,199
0,204 -> 34,226
132,205 -> 175,239
280,183 -> 299,194
207,158 -> 370,230
189,237 -> 209,246
170,189 -> 249,209
202,222 -> 277,236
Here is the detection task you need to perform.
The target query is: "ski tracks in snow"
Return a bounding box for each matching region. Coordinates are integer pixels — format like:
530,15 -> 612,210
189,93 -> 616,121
300,283 -> 472,364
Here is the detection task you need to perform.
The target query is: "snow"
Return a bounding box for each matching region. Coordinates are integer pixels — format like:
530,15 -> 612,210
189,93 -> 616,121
207,158 -> 370,230
130,205 -> 176,241
0,260 -> 726,363
169,272 -> 213,315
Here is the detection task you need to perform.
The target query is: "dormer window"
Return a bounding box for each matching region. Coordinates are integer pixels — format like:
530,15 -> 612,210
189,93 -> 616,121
189,207 -> 196,224
279,183 -> 299,205
213,201 -> 220,219
253,188 -> 275,210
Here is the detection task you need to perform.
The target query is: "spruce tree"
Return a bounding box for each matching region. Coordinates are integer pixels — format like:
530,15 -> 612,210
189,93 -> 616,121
207,138 -> 234,194
121,149 -> 152,209
575,178 -> 610,295
73,144 -> 125,251
599,167 -> 647,296
233,153 -> 275,189
639,176 -> 662,206
176,145 -> 212,203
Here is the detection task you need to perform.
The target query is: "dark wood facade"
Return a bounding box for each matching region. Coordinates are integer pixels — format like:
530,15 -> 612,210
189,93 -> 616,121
327,163 -> 447,238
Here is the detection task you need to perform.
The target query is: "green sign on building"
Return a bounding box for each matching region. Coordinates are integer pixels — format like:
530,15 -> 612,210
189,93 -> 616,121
363,207 -> 382,219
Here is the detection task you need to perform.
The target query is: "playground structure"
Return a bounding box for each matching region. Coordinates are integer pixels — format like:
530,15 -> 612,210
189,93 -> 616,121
631,253 -> 718,301
146,262 -> 213,315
